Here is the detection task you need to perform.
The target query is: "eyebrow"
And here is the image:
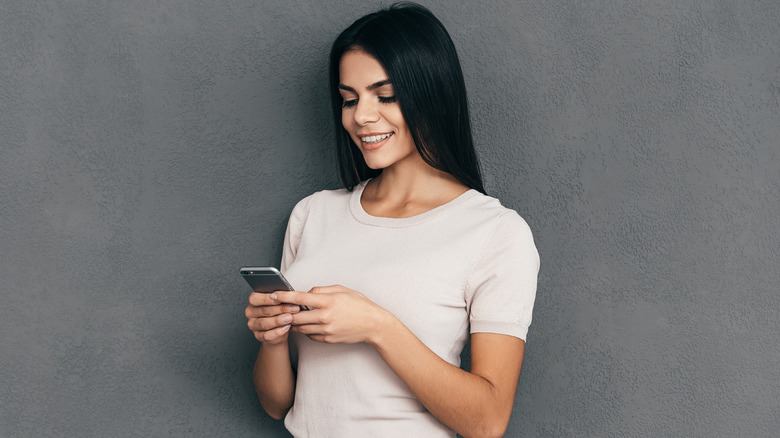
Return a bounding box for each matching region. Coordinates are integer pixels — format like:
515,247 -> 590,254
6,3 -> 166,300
338,79 -> 392,93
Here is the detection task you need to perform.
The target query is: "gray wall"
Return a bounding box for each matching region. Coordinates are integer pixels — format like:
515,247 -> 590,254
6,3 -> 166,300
1,0 -> 777,436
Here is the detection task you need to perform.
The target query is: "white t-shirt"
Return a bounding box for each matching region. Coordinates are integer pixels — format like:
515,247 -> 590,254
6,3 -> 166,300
281,181 -> 539,437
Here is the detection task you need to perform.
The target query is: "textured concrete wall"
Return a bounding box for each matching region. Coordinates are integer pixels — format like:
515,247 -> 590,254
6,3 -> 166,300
1,1 -> 778,436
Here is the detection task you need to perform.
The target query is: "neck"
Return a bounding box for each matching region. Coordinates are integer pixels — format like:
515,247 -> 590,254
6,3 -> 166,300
361,154 -> 469,217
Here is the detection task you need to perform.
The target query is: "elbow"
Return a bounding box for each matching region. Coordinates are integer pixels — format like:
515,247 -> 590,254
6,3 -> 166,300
261,402 -> 290,421
266,410 -> 286,421
257,390 -> 292,421
471,426 -> 508,438
253,376 -> 293,421
463,412 -> 510,438
487,423 -> 510,438
479,422 -> 509,438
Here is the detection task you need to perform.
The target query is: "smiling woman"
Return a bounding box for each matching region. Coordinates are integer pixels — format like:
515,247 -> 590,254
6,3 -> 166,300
243,3 -> 540,437
338,49 -> 418,172
329,2 -> 485,195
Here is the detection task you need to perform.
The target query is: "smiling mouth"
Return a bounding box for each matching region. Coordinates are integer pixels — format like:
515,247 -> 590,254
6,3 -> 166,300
360,132 -> 394,144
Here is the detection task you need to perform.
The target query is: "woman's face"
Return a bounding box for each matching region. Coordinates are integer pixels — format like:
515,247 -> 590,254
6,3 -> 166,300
338,48 -> 417,170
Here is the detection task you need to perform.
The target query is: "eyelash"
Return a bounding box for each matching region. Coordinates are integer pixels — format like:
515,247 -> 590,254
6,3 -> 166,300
341,95 -> 397,108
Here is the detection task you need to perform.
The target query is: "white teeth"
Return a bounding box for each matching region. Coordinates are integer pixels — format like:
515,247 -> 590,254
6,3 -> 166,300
360,132 -> 393,143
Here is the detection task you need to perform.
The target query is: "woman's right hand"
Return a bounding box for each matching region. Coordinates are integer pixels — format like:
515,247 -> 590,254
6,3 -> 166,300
245,292 -> 301,344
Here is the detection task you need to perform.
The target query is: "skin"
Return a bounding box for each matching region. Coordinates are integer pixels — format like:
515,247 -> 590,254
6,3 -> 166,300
245,48 -> 525,438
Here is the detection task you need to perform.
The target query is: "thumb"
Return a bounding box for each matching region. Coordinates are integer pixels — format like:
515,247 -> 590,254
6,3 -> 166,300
308,285 -> 341,294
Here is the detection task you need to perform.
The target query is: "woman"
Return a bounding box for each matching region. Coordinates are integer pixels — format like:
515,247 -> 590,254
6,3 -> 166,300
244,4 -> 539,437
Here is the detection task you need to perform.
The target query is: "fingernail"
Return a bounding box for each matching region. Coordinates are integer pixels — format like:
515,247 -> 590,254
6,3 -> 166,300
280,325 -> 291,333
281,314 -> 293,324
288,305 -> 300,313
270,293 -> 278,301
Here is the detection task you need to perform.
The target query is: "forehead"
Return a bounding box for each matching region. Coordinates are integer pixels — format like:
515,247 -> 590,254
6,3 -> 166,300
339,48 -> 390,86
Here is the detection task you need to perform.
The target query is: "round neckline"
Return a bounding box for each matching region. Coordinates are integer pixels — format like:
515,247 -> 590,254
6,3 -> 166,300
349,180 -> 478,228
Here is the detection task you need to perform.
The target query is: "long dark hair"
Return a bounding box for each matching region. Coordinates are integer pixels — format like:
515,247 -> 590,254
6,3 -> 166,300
329,2 -> 486,194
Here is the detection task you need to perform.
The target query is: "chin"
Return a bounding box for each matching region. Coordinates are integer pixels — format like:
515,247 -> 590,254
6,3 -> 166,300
362,158 -> 389,170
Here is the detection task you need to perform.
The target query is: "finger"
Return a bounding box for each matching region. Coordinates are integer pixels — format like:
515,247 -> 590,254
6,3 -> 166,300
251,313 -> 295,331
248,292 -> 278,306
267,290 -> 301,304
289,308 -> 327,326
245,304 -> 300,319
272,291 -> 330,308
308,285 -> 342,294
260,324 -> 291,342
291,323 -> 325,336
305,334 -> 335,344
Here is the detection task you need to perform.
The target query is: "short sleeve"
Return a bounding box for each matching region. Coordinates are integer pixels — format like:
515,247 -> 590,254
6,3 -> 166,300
280,195 -> 312,273
465,211 -> 540,341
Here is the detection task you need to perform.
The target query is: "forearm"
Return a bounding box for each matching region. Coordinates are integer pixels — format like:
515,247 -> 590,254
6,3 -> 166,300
274,287 -> 522,435
369,316 -> 514,438
252,342 -> 295,420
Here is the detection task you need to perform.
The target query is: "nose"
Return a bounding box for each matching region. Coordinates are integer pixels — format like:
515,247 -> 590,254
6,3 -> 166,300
354,99 -> 379,126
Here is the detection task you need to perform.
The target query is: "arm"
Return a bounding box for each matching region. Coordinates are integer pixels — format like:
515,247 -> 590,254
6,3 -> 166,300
373,316 -> 524,438
274,288 -> 524,438
245,293 -> 301,419
246,195 -> 312,418
252,341 -> 294,420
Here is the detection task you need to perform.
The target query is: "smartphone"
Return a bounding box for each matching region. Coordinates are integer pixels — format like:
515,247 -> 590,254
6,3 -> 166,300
240,266 -> 294,293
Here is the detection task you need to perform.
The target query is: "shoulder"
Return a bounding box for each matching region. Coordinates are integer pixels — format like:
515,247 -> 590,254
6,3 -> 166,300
460,192 -> 539,267
287,186 -> 353,224
291,186 -> 351,212
462,192 -> 534,237
464,194 -> 540,339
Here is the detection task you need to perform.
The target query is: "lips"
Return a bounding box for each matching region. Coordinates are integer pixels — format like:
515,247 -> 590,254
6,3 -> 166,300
359,132 -> 393,144
357,132 -> 394,151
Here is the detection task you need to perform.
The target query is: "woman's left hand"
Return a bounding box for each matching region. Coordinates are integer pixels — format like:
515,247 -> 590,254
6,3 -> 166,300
269,286 -> 390,345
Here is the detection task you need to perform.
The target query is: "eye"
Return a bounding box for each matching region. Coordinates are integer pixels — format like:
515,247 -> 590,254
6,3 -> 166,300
378,95 -> 397,104
342,99 -> 357,108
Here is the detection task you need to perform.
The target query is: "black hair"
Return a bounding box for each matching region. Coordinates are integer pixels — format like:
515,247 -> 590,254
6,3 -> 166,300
329,2 -> 486,194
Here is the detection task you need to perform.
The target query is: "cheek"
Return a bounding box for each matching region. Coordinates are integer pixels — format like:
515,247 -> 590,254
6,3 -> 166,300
387,108 -> 408,132
341,113 -> 359,145
341,109 -> 352,130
